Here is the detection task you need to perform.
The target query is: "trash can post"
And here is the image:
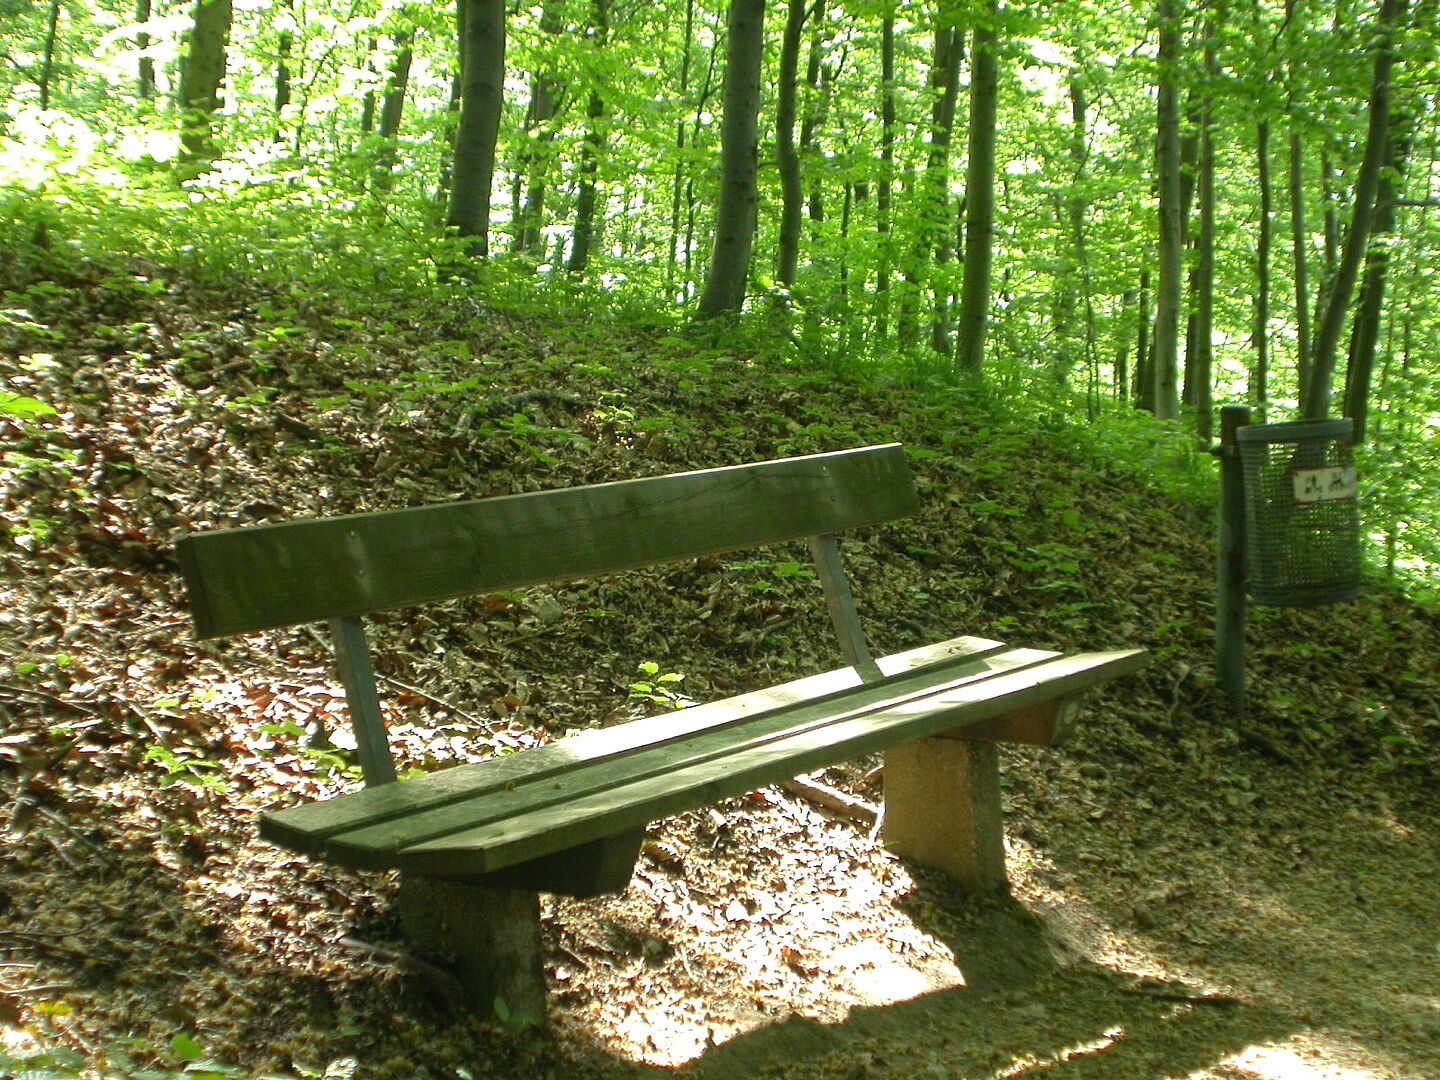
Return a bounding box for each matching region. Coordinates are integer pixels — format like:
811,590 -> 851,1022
1216,405 -> 1251,718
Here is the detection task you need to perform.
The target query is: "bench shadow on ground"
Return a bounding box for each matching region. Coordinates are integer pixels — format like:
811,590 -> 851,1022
671,878 -> 1296,1079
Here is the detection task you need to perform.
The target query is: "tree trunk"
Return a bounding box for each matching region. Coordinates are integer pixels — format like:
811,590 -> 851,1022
515,0 -> 565,256
359,37 -> 379,135
774,0 -> 808,289
273,0 -> 294,144
445,0 -> 507,260
1254,119 -> 1272,417
1191,10 -> 1218,441
178,0 -> 233,163
696,0 -> 766,320
567,0 -> 610,275
137,0 -> 156,100
1302,0 -> 1404,420
1136,269 -> 1153,410
873,15 -> 896,341
954,8 -> 999,376
800,24 -> 830,225
38,0 -> 62,111
1343,113 -> 1411,439
1288,125 -> 1312,403
374,27 -> 415,191
1283,0 -> 1312,401
1152,0 -> 1184,420
907,18 -> 962,352
1116,288 -> 1135,400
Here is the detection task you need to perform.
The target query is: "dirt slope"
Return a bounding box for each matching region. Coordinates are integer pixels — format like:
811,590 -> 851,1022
1,264 -> 1436,1079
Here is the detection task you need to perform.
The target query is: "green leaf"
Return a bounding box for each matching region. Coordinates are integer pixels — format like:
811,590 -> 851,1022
493,995 -> 511,1023
0,392 -> 58,419
171,1032 -> 205,1060
637,660 -> 660,676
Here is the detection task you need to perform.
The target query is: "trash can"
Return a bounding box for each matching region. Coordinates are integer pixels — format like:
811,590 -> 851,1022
1235,419 -> 1361,607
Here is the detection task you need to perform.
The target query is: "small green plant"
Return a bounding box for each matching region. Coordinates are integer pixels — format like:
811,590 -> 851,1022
258,721 -> 363,780
629,661 -> 695,709
143,746 -> 228,793
728,558 -> 816,592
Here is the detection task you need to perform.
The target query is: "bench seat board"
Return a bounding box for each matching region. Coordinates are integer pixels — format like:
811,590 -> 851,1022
262,641 -> 1146,879
260,635 -> 1005,853
178,444 -> 919,639
396,649 -> 1147,878
312,645 -> 1062,865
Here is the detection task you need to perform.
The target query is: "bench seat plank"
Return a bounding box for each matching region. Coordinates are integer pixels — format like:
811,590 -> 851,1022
397,649 -> 1146,879
260,635 -> 1005,853
313,646 -> 1061,866
263,643 -> 1147,879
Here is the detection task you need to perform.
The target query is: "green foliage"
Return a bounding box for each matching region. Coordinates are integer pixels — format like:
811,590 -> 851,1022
629,660 -> 695,710
142,746 -> 228,794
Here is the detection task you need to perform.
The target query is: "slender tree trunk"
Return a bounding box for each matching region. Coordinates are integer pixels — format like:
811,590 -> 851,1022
696,0 -> 766,320
1190,10 -> 1219,440
360,37 -> 380,134
904,18 -> 962,352
1303,0 -> 1404,420
874,15 -> 896,341
567,0 -> 611,275
273,0 -> 294,144
1055,73 -> 1095,385
1117,288 -> 1136,399
178,0 -> 234,163
433,3 -> 466,209
668,0 -> 697,297
1344,113 -> 1411,438
1136,268 -> 1154,410
38,0 -> 62,110
445,0 -> 507,260
137,0 -> 156,100
954,8 -> 1000,376
1283,0 -> 1312,400
1152,0 -> 1184,419
374,27 -> 415,191
1255,119 -> 1272,416
515,0 -> 565,256
800,25 -> 830,225
775,0 -> 808,289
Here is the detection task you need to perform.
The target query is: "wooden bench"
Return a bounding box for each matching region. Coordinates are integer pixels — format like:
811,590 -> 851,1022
176,444 -> 1146,1024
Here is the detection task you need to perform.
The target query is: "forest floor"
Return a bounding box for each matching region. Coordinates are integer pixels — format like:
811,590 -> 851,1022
0,259 -> 1437,1080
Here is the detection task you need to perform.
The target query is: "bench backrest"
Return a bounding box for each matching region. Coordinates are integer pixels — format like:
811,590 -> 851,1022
178,444 -> 918,639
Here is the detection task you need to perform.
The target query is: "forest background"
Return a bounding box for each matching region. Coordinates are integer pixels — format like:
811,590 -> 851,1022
2,0 -> 1438,605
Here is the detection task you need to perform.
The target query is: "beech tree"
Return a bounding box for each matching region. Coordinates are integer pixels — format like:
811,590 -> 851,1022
1303,0 -> 1406,420
696,0 -> 765,319
177,0 -> 233,163
446,0 -> 507,259
1151,0 -> 1184,420
954,1 -> 1000,376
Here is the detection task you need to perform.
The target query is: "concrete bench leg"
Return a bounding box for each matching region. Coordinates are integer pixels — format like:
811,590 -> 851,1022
397,877 -> 546,1026
882,737 -> 1009,895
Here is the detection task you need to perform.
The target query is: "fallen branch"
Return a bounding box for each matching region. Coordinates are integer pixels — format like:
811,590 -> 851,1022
781,773 -> 879,829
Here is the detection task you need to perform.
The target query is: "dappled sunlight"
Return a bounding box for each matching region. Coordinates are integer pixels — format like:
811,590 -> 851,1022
1215,1041 -> 1393,1080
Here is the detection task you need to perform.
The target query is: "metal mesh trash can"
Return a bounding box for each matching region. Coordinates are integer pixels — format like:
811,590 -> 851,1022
1235,419 -> 1361,607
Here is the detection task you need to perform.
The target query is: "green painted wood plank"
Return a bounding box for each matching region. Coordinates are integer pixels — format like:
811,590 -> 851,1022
397,649 -> 1149,878
179,444 -> 919,638
259,635 -> 1009,858
318,646 -> 1062,869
